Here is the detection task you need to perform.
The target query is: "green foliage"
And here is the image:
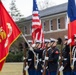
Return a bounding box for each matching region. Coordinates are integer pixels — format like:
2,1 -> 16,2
6,52 -> 23,62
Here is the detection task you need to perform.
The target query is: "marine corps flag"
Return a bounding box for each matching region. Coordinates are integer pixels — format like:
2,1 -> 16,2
0,1 -> 21,70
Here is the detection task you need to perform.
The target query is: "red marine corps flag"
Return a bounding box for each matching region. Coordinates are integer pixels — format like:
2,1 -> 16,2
32,0 -> 44,47
0,1 -> 21,70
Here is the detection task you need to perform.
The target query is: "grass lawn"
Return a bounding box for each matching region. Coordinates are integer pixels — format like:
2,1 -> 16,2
0,62 -> 23,75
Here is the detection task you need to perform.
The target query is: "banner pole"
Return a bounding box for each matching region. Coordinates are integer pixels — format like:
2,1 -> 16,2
22,34 -> 38,75
68,18 -> 72,69
21,34 -> 37,57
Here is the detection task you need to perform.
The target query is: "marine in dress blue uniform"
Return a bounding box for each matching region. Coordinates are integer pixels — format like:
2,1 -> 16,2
34,40 -> 43,75
48,39 -> 59,75
72,34 -> 76,75
27,50 -> 36,75
59,36 -> 72,75
42,39 -> 51,75
42,38 -> 59,75
25,40 -> 36,75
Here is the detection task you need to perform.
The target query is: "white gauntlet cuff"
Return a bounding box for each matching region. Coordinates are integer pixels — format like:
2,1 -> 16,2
24,65 -> 29,71
45,56 -> 49,60
59,66 -> 64,71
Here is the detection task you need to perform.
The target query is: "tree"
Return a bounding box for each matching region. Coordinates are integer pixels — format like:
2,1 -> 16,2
38,0 -> 56,10
9,0 -> 24,21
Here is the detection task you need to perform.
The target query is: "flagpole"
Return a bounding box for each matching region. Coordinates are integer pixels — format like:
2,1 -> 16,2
22,34 -> 38,75
68,18 -> 72,69
21,34 -> 37,58
57,38 -> 63,75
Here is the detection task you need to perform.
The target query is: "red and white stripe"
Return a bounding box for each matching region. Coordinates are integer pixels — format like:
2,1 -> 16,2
32,11 -> 44,47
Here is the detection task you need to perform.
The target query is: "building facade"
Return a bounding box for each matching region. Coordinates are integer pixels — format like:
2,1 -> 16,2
17,3 -> 68,41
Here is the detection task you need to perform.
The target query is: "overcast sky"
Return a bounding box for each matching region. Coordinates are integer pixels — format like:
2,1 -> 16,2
2,0 -> 68,17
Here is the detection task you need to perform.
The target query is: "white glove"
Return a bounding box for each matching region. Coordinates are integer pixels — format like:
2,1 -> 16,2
67,39 -> 72,45
23,56 -> 26,60
59,66 -> 64,71
72,58 -> 76,61
29,47 -> 33,51
39,59 -> 42,61
41,69 -> 43,72
45,56 -> 49,60
24,65 -> 29,71
59,56 -> 61,60
32,44 -> 36,47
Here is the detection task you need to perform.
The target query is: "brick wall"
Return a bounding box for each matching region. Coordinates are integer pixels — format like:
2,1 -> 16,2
17,13 -> 67,41
60,17 -> 65,29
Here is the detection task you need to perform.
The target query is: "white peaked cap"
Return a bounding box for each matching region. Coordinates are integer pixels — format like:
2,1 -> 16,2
36,40 -> 42,43
32,44 -> 36,47
67,39 -> 72,45
44,39 -> 50,43
50,38 -> 58,42
74,34 -> 76,38
64,35 -> 68,40
28,40 -> 32,43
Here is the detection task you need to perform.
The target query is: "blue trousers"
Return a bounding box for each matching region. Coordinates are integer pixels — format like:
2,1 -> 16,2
35,70 -> 48,75
63,72 -> 72,75
35,70 -> 42,75
46,70 -> 48,75
28,69 -> 36,75
49,71 -> 57,75
73,72 -> 76,75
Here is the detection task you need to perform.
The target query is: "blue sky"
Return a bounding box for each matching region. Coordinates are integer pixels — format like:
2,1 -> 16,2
2,0 -> 68,17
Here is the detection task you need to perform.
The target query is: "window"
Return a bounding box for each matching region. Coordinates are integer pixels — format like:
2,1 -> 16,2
24,26 -> 27,34
42,21 -> 46,31
50,20 -> 53,30
30,26 -> 32,34
57,18 -> 60,29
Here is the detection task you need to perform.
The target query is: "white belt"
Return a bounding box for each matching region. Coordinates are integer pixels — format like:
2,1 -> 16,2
28,59 -> 32,61
64,58 -> 67,60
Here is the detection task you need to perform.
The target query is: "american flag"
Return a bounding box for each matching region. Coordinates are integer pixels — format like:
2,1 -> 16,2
32,0 -> 44,47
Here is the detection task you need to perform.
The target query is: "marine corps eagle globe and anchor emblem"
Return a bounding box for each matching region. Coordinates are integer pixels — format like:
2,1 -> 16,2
0,23 -> 13,48
0,27 -> 6,43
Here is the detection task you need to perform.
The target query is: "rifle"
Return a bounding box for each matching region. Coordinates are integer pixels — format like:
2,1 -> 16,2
34,53 -> 39,69
42,46 -> 48,75
23,42 -> 28,75
57,38 -> 63,75
42,41 -> 55,75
